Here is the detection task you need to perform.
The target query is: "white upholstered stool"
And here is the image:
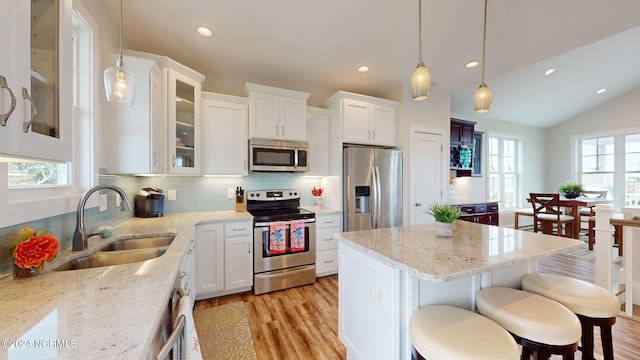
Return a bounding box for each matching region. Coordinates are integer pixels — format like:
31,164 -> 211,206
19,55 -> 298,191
409,305 -> 520,360
522,273 -> 620,360
476,287 -> 581,360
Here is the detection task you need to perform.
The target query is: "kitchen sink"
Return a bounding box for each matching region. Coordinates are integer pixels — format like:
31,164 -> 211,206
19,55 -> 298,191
100,236 -> 175,251
55,248 -> 167,271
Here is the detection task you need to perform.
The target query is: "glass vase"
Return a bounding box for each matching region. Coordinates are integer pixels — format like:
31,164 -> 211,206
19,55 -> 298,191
12,263 -> 41,279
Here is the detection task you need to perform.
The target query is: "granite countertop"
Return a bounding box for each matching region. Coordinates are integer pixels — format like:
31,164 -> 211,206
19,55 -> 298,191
302,206 -> 340,215
336,221 -> 583,283
0,211 -> 252,360
449,199 -> 497,206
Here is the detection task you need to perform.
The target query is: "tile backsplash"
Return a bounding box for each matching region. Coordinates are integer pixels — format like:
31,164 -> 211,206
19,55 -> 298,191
0,172 -> 322,275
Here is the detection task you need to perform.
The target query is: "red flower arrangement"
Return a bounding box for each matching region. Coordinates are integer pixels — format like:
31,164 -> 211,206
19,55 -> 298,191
11,227 -> 59,269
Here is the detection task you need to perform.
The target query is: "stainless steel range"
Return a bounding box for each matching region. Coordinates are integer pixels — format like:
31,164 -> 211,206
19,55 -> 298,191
246,189 -> 316,295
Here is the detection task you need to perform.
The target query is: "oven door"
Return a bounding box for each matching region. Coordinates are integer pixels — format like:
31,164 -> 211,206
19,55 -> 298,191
254,219 -> 316,273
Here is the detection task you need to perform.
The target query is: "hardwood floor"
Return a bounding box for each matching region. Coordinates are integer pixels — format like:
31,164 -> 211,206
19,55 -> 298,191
196,252 -> 640,360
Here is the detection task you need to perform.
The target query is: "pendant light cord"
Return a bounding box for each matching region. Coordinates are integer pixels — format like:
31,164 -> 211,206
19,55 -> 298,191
481,0 -> 488,83
418,0 -> 423,63
118,0 -> 124,63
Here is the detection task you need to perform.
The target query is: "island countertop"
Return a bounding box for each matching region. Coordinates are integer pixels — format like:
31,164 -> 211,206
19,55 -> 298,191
0,211 -> 252,360
336,221 -> 583,283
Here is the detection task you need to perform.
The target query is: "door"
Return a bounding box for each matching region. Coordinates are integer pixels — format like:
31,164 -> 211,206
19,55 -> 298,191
374,148 -> 403,228
410,130 -> 443,225
343,147 -> 374,231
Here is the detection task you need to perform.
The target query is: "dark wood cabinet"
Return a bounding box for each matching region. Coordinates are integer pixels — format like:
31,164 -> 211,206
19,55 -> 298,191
450,119 -> 477,176
455,202 -> 499,226
450,119 -> 476,145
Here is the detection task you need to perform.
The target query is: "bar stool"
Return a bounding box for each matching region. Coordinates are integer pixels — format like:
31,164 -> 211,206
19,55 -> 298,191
476,287 -> 581,360
522,273 -> 620,360
409,305 -> 520,360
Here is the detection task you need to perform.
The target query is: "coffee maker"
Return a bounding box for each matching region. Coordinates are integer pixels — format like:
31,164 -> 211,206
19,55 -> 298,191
135,188 -> 165,218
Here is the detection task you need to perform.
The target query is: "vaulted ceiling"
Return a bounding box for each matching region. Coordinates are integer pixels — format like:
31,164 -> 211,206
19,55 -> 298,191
100,0 -> 640,128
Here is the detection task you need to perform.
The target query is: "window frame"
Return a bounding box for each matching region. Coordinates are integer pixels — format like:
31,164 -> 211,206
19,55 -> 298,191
487,132 -> 521,210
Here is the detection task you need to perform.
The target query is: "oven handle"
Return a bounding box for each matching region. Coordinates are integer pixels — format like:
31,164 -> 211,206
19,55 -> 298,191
255,218 -> 316,227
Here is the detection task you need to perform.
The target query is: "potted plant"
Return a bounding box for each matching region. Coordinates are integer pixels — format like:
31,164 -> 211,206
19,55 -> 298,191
557,181 -> 584,199
428,203 -> 462,237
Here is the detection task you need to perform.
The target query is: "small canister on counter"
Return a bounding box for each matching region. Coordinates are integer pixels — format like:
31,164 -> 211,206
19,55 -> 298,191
235,186 -> 245,212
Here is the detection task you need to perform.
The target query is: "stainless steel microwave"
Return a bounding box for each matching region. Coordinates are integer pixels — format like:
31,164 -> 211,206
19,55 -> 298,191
249,138 -> 309,172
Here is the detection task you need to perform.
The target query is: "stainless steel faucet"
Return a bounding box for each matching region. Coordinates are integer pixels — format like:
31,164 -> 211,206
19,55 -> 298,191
72,185 -> 132,251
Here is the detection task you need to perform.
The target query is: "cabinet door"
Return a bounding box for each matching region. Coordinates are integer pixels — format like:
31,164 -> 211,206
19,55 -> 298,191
195,223 -> 224,299
0,1 -> 17,154
280,96 -> 307,141
307,108 -> 330,176
203,99 -> 248,175
224,235 -> 253,290
460,123 -> 474,144
180,236 -> 196,303
11,0 -> 73,162
249,91 -> 280,139
168,69 -> 201,174
342,99 -> 370,144
371,104 -> 396,146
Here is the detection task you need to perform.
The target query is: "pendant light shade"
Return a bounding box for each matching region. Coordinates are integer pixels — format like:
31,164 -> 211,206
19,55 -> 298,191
473,0 -> 492,113
411,0 -> 431,101
104,0 -> 135,106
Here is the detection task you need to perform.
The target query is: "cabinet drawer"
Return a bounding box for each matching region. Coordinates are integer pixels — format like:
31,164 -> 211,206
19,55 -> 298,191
316,213 -> 341,229
458,206 -> 475,214
487,203 -> 499,212
475,204 -> 487,213
224,221 -> 252,237
317,227 -> 340,251
316,249 -> 338,275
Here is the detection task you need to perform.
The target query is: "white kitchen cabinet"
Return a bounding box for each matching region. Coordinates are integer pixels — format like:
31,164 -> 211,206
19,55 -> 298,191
325,91 -> 398,147
103,55 -> 165,174
195,223 -> 225,299
307,107 -> 331,176
202,92 -> 248,176
196,220 -> 253,300
0,0 -> 72,162
223,221 -> 253,290
168,69 -> 202,174
179,234 -> 196,307
246,82 -> 310,141
315,212 -> 341,276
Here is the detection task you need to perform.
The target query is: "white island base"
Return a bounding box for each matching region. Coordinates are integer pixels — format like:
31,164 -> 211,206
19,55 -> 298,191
337,222 -> 583,360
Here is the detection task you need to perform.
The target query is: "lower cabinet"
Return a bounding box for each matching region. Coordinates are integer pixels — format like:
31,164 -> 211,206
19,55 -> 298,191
455,202 -> 499,226
316,213 -> 341,276
179,234 -> 196,307
195,220 -> 253,300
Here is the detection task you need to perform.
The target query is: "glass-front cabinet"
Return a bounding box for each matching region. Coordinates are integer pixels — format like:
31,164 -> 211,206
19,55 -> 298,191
168,69 -> 201,174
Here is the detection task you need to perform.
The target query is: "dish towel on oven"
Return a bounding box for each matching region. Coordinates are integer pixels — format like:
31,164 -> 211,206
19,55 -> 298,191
269,221 -> 286,254
290,219 -> 305,252
173,295 -> 202,360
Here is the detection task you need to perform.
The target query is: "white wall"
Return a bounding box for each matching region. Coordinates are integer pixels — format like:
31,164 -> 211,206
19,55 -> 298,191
546,87 -> 640,192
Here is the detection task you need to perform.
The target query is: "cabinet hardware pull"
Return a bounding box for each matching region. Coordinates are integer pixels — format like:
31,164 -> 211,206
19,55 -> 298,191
22,87 -> 37,133
324,238 -> 332,241
368,130 -> 371,139
172,155 -> 176,168
180,270 -> 187,278
153,152 -> 158,167
275,125 -> 279,135
324,260 -> 334,264
372,130 -> 375,140
415,202 -> 422,207
0,76 -> 16,127
281,125 -> 285,136
247,243 -> 250,254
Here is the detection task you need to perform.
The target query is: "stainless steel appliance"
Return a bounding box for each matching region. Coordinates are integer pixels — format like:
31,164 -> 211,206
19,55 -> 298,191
135,187 -> 165,218
247,189 -> 316,295
343,146 -> 402,231
249,138 -> 309,172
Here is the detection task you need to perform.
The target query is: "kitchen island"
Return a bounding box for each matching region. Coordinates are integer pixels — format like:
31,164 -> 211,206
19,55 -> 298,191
336,221 -> 583,360
0,211 -> 252,360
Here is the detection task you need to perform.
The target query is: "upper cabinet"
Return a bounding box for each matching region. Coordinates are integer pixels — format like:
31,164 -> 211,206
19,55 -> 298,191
325,91 -> 398,147
450,118 -> 476,146
245,83 -> 310,141
307,107 -> 331,176
0,0 -> 72,162
103,55 -> 165,174
449,118 -> 477,177
168,69 -> 202,174
202,92 -> 248,176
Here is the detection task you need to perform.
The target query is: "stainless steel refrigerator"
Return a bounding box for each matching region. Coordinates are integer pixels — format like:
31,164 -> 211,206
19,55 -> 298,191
343,146 -> 402,231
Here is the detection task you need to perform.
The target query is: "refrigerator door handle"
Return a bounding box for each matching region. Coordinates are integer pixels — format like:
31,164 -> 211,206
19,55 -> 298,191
373,166 -> 382,228
371,166 -> 377,228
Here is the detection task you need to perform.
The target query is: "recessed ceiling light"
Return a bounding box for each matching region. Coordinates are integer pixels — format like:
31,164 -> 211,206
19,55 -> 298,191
465,61 -> 479,68
596,88 -> 607,95
358,66 -> 369,73
196,27 -> 213,37
544,68 -> 555,76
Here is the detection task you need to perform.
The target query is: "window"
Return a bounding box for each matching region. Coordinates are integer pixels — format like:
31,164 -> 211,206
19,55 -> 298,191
625,133 -> 640,206
580,136 -> 615,196
8,162 -> 69,187
488,134 -> 520,209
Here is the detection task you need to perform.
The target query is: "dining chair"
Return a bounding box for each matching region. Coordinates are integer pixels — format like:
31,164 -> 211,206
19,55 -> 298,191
579,190 -> 608,233
530,193 -> 575,238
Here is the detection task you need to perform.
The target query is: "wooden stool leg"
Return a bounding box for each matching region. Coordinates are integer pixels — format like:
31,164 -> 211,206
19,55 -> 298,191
614,224 -> 623,256
601,323 -> 614,360
588,218 -> 595,250
578,315 -> 594,360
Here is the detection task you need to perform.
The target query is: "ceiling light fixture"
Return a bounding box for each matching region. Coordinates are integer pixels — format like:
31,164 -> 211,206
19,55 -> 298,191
473,0 -> 491,113
596,88 -> 607,95
466,61 -> 479,68
358,66 -> 369,73
104,0 -> 136,106
197,27 -> 213,37
544,68 -> 555,76
410,0 -> 431,101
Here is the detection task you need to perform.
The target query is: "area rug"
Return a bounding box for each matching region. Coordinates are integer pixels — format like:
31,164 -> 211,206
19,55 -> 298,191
193,302 -> 257,360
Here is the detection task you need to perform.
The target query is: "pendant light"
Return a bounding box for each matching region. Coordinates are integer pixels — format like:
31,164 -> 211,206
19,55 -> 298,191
473,0 -> 492,113
410,0 -> 431,101
104,0 -> 136,105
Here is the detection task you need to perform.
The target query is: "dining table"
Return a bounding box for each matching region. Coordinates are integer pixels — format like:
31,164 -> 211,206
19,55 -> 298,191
528,196 -> 613,239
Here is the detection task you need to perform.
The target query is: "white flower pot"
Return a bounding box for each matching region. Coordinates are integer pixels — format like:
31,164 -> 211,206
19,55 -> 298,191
435,221 -> 453,237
